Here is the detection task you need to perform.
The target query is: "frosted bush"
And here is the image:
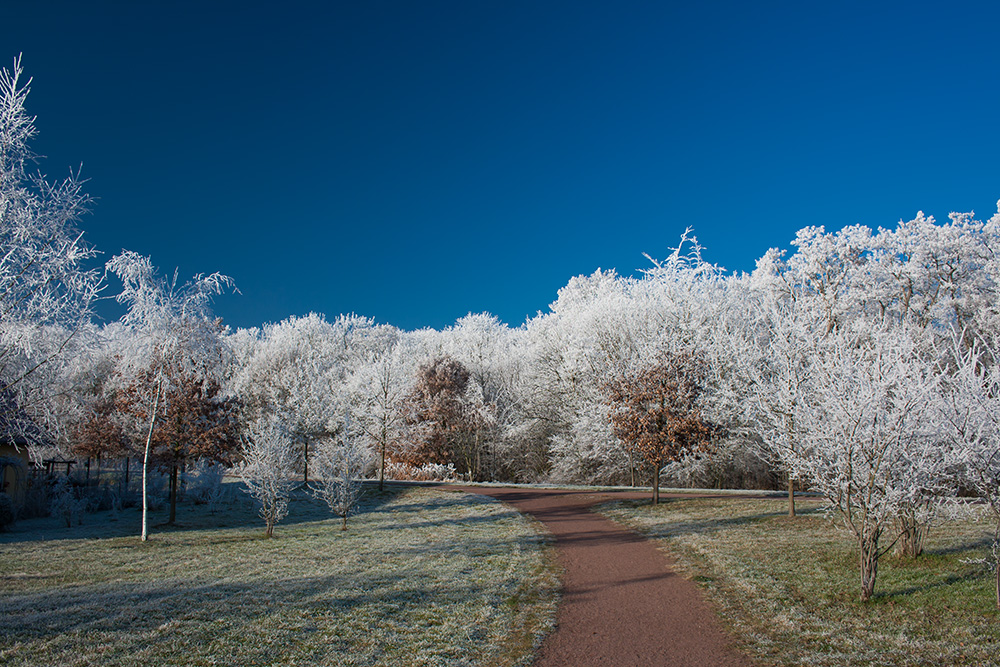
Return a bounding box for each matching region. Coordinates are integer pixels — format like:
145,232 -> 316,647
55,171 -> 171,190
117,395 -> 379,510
49,477 -> 86,527
185,460 -> 227,511
385,461 -> 457,481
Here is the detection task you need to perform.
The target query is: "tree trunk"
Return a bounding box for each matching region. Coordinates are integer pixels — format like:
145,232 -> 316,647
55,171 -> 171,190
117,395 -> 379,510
652,459 -> 660,505
342,514 -> 348,531
787,473 -> 796,517
379,422 -> 387,492
995,557 -> 1000,610
141,378 -> 162,542
168,463 -> 179,524
785,415 -> 796,517
994,521 -> 1000,610
475,428 -> 482,482
303,436 -> 309,485
859,528 -> 881,601
895,510 -> 926,558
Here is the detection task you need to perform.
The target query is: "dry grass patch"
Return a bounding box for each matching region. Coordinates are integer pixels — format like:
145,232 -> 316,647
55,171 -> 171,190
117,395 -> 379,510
599,496 -> 1000,667
0,486 -> 558,667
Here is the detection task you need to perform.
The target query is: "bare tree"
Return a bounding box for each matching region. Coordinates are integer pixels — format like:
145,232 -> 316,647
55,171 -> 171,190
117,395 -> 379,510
237,419 -> 297,537
313,415 -> 371,530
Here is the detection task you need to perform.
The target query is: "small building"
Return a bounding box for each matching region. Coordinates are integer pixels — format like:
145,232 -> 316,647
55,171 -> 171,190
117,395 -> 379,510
0,442 -> 31,504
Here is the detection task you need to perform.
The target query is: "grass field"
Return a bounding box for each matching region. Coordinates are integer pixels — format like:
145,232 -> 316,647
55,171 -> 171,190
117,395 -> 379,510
599,496 -> 1000,666
0,485 -> 559,667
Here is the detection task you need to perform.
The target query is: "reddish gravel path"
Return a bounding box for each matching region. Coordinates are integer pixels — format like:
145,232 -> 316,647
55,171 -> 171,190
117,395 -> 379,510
450,487 -> 752,667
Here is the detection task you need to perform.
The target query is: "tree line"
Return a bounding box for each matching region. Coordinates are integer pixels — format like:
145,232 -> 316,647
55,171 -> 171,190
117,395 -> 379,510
7,57 -> 1000,604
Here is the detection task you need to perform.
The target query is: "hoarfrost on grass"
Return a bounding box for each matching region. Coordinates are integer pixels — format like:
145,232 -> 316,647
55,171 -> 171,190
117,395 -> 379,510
0,487 -> 558,667
600,496 -> 1000,667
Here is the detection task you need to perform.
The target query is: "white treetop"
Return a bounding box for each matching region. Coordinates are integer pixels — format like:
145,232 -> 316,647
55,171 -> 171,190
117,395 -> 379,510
0,56 -> 103,446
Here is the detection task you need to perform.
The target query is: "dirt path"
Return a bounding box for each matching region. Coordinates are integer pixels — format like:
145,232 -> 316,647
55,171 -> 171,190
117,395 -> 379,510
450,487 -> 752,667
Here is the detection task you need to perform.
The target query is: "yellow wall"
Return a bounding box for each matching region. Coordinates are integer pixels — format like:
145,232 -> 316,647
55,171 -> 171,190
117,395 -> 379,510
0,444 -> 31,502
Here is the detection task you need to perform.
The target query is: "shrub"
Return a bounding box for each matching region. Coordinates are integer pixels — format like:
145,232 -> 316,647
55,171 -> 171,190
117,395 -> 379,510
185,460 -> 227,511
385,461 -> 457,482
49,477 -> 86,527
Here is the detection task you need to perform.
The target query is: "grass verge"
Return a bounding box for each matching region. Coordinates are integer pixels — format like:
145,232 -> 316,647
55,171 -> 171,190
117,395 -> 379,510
0,486 -> 559,667
598,496 -> 1000,667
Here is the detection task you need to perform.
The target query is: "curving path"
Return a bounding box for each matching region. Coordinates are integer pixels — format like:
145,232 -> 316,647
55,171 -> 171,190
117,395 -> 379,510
450,487 -> 752,667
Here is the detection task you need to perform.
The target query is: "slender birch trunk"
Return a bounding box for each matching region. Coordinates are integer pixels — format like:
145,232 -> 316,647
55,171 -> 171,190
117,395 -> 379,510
141,375 -> 162,542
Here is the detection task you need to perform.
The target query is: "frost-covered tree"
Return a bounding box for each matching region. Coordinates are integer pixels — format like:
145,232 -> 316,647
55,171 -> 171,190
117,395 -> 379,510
730,262 -> 826,515
347,330 -> 415,490
518,230 -> 735,485
785,323 -> 952,601
938,332 -> 1000,607
0,57 -> 102,451
441,314 -> 519,479
237,419 -> 297,537
231,313 -> 379,483
734,210 -> 1000,518
231,314 -> 339,482
107,251 -> 234,541
313,415 -> 371,530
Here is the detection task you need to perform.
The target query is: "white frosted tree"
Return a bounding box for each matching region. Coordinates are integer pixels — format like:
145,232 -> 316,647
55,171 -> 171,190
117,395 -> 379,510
441,313 -> 524,481
347,330 -> 415,490
939,331 -> 1000,607
237,419 -> 297,537
783,323 -> 952,601
231,313 -> 379,484
313,414 -> 371,531
107,251 -> 234,541
0,56 -> 103,452
519,230 -> 736,486
728,256 -> 827,515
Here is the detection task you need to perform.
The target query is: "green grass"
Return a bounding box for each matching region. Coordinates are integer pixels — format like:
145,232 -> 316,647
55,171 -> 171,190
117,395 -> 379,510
598,496 -> 1000,667
0,486 -> 559,667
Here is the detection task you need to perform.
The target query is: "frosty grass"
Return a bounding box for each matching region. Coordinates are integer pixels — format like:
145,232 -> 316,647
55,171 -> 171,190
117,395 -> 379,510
0,486 -> 559,667
600,496 -> 1000,667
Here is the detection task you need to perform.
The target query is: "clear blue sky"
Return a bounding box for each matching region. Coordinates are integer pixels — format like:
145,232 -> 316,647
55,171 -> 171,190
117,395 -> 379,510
5,1 -> 1000,331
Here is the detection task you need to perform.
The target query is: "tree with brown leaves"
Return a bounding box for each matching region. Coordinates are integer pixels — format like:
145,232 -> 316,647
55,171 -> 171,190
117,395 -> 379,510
605,351 -> 714,504
116,363 -> 239,524
401,356 -> 487,479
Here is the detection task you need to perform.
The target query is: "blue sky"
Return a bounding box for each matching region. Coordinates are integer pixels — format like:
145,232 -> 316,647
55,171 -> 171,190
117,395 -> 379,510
4,1 -> 1000,331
